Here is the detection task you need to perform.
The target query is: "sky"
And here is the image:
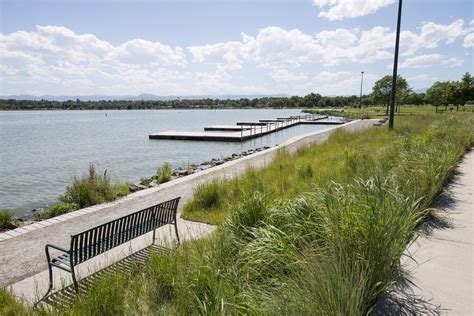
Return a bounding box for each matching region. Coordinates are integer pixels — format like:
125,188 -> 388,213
0,0 -> 473,97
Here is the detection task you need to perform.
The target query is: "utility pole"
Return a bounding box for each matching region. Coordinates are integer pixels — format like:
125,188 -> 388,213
389,0 -> 403,130
359,71 -> 364,108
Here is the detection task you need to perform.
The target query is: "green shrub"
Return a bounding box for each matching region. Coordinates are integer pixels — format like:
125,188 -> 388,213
0,210 -> 13,229
156,162 -> 172,184
59,164 -> 129,209
35,203 -> 77,221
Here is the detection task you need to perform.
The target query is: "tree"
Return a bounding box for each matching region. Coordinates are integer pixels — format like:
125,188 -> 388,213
371,75 -> 410,114
302,93 -> 322,107
425,81 -> 455,112
405,92 -> 425,106
458,72 -> 474,106
317,97 -> 328,107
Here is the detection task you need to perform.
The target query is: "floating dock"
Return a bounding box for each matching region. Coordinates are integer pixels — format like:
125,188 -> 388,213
204,125 -> 252,132
149,114 -> 344,142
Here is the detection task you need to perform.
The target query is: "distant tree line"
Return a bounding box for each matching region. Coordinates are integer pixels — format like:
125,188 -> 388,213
0,94 -> 362,110
1,73 -> 472,111
370,72 -> 474,112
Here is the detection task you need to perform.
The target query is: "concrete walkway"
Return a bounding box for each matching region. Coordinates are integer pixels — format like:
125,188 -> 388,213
0,119 -> 379,303
374,150 -> 474,315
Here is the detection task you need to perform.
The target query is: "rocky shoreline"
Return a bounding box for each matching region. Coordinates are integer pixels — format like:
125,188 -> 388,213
129,145 -> 272,191
14,145 -> 273,224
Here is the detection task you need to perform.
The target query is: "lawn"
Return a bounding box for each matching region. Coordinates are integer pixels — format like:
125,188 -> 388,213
304,104 -> 474,120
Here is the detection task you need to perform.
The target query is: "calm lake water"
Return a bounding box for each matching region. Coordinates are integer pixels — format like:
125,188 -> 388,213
0,109 -> 336,216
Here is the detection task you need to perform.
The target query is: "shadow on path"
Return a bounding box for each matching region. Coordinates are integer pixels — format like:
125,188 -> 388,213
371,151 -> 473,315
36,245 -> 170,310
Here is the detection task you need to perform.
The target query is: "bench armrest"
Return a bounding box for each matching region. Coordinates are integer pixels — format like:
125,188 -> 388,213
45,244 -> 70,263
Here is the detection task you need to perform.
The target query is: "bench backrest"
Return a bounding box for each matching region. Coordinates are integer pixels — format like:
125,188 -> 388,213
69,197 -> 180,266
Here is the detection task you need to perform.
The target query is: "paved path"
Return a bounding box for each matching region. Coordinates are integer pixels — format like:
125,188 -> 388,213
0,119 -> 378,302
374,150 -> 474,315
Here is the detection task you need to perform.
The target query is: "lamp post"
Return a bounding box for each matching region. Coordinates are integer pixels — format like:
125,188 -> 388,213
359,71 -> 364,109
389,0 -> 403,130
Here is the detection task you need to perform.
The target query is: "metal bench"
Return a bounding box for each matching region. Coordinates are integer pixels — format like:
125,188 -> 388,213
42,197 -> 181,299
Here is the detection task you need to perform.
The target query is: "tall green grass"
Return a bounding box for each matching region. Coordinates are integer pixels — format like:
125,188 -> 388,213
0,288 -> 34,316
59,164 -> 129,209
0,210 -> 14,229
32,164 -> 130,221
3,113 -> 473,314
156,162 -> 172,184
183,114 -> 472,226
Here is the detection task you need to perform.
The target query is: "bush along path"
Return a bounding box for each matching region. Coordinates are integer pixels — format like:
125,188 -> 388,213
1,113 -> 473,315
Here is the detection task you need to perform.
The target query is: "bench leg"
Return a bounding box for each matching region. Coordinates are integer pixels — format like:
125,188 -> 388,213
71,268 -> 79,293
47,262 -> 54,295
152,228 -> 156,245
33,263 -> 54,309
174,222 -> 180,246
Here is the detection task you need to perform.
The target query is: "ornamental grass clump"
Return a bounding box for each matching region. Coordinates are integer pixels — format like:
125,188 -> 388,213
59,164 -> 129,209
0,209 -> 14,229
156,162 -> 172,184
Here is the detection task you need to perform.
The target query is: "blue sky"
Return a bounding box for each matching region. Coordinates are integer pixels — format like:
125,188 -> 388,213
1,0 -> 473,96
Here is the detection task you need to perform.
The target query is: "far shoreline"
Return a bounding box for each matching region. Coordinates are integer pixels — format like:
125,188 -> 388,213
0,107 -> 312,111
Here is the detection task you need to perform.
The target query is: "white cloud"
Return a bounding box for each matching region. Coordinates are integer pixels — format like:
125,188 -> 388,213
189,25 -> 395,68
313,71 -> 353,82
315,28 -> 358,47
270,69 -> 308,82
399,54 -> 463,69
189,27 -> 321,69
464,33 -> 474,48
313,0 -> 395,21
0,19 -> 470,96
188,41 -> 244,66
0,25 -> 188,95
309,71 -> 379,95
113,39 -> 185,66
402,19 -> 467,55
319,26 -> 394,65
189,20 -> 469,69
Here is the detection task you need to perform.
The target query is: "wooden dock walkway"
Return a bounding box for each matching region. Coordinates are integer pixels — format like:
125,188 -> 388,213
149,115 -> 344,142
204,125 -> 252,132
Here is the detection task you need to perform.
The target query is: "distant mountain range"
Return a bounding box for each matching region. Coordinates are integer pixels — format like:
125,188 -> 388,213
0,93 -> 290,102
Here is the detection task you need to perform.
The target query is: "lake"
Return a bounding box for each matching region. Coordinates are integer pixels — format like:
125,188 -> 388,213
0,109 -> 335,216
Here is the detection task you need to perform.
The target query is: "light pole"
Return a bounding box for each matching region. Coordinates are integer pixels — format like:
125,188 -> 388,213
389,0 -> 403,130
359,71 -> 364,108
